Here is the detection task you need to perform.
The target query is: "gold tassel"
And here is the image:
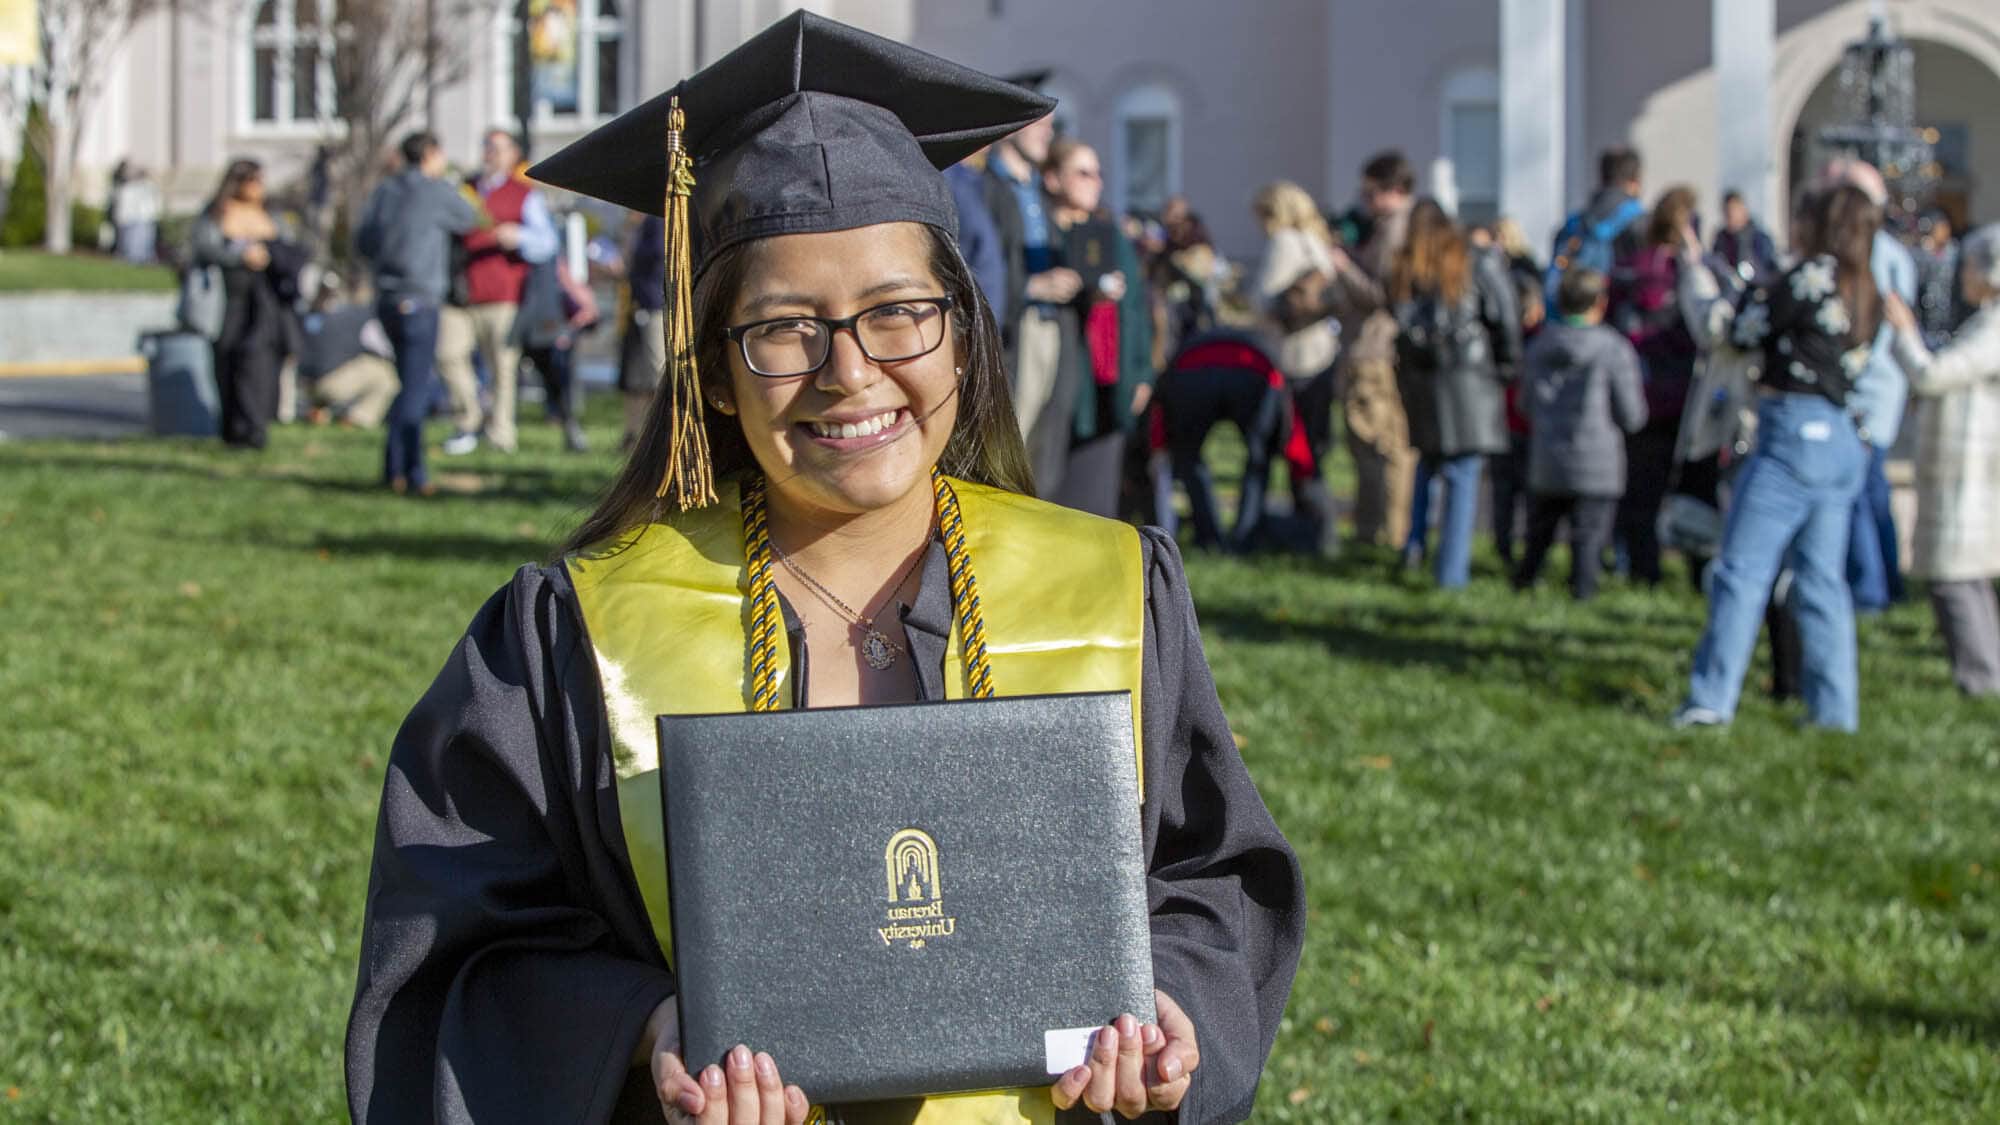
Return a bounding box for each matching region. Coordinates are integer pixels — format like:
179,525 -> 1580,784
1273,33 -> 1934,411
657,95 -> 717,509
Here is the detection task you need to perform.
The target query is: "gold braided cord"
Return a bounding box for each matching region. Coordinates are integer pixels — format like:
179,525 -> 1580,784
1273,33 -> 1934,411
656,96 -> 717,509
933,475 -> 996,699
741,476 -> 784,711
739,473 -> 995,705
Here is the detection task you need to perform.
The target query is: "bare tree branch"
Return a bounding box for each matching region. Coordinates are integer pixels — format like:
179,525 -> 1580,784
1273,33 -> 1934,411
325,0 -> 505,258
26,0 -> 183,252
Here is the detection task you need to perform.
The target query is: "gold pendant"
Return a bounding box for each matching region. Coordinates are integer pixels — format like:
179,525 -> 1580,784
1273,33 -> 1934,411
861,629 -> 898,670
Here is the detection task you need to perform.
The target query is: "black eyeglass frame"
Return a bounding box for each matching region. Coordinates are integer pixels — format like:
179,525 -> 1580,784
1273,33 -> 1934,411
721,295 -> 957,378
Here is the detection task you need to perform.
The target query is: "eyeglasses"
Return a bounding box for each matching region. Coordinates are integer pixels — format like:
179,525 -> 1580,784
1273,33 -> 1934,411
723,296 -> 955,379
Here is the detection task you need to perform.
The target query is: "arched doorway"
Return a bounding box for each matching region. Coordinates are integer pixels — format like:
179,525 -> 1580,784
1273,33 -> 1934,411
1783,37 -> 2000,230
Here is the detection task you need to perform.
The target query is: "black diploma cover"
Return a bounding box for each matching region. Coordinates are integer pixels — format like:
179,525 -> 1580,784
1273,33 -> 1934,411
657,692 -> 1155,1105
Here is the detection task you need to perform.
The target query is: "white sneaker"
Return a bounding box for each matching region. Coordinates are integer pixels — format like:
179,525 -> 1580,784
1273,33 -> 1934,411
1668,704 -> 1728,730
441,432 -> 479,456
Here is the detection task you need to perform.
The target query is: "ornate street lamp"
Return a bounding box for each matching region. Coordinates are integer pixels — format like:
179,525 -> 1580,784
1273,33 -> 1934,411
1813,10 -> 1938,224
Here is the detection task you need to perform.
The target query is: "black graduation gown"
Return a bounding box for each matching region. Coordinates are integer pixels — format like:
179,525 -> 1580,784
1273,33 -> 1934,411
345,528 -> 1305,1124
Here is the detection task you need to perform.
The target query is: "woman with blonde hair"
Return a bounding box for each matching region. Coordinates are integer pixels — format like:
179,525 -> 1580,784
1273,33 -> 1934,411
1250,180 -> 1340,549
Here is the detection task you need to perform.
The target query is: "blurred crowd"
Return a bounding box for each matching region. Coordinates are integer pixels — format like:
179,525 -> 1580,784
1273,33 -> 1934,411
161,97 -> 2000,726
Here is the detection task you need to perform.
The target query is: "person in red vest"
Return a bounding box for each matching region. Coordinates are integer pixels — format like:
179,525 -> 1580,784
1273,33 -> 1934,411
452,127 -> 560,455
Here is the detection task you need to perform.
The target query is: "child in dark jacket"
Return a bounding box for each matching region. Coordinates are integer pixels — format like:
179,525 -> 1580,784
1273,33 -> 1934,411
1514,267 -> 1649,600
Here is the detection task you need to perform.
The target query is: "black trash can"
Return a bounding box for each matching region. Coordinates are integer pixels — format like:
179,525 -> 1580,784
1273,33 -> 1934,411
138,330 -> 219,437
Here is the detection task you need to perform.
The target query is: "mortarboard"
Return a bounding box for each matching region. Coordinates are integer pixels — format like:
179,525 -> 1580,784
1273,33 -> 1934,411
526,10 -> 1052,509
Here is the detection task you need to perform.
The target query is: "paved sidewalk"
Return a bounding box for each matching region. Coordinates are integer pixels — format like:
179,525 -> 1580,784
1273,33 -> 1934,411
0,373 -> 149,441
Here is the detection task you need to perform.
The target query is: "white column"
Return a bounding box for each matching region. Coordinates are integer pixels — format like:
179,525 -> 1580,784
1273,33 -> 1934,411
1564,0 -> 1589,206
1501,0 -> 1566,249
1713,0 -> 1776,231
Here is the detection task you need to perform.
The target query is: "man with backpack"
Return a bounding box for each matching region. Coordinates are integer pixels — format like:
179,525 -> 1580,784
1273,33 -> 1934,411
1545,147 -> 1648,306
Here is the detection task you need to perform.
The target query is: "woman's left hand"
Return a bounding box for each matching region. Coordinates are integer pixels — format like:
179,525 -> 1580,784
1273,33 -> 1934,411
1098,271 -> 1128,302
1050,989 -> 1199,1118
1883,292 -> 1917,335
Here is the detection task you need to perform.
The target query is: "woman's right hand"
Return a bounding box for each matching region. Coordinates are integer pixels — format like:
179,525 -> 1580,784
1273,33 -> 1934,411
645,1000 -> 809,1124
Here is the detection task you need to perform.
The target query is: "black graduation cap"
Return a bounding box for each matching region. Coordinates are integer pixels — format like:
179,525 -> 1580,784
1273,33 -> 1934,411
527,10 -> 1053,275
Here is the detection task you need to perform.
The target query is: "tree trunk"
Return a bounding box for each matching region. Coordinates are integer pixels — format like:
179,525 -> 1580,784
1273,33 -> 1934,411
41,104 -> 74,254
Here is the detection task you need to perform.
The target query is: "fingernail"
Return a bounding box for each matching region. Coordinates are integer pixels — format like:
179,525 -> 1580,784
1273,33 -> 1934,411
786,1086 -> 807,1107
755,1052 -> 777,1080
1118,1014 -> 1138,1038
702,1064 -> 724,1087
1143,1024 -> 1162,1046
1097,1026 -> 1118,1055
730,1044 -> 752,1069
1069,1065 -> 1091,1085
1161,1056 -> 1182,1080
678,1091 -> 702,1115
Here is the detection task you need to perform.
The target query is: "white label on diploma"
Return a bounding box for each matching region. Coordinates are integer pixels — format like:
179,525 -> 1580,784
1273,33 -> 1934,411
1044,1026 -> 1099,1075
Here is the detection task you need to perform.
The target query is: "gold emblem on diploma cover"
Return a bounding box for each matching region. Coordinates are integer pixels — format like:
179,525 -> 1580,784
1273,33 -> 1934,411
879,828 -> 956,949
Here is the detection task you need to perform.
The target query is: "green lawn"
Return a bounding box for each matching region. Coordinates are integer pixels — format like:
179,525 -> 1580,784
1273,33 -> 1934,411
0,250 -> 178,293
2,408 -> 1996,1121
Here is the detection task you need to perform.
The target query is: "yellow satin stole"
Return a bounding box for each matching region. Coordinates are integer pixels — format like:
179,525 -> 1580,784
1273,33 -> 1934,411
567,477 -> 1146,1125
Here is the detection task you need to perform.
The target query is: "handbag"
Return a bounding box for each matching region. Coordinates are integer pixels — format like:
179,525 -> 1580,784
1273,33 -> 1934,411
176,265 -> 225,341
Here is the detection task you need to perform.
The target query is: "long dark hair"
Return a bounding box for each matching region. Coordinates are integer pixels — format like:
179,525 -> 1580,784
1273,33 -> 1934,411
1645,185 -> 1698,250
1803,183 -> 1883,348
204,159 -> 262,220
561,223 -> 1031,556
1390,198 -> 1468,305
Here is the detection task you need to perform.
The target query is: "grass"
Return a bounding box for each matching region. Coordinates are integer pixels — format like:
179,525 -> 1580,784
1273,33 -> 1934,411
1,406 -> 1996,1121
0,251 -> 178,293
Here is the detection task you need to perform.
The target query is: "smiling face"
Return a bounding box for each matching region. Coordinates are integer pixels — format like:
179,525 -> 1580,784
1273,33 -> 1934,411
715,222 -> 960,522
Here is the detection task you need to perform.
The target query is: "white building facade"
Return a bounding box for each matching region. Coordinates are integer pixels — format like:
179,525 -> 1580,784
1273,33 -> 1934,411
29,0 -> 2000,261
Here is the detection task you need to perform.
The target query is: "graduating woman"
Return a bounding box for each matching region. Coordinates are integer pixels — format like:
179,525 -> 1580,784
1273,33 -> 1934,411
344,13 -> 1303,1125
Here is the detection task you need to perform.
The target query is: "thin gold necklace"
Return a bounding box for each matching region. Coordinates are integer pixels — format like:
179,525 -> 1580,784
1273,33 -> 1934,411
770,536 -> 929,670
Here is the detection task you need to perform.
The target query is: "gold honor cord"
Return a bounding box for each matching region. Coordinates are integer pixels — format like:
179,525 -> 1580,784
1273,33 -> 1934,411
658,95 -> 717,509
740,472 -> 996,708
742,475 -> 784,712
933,475 -> 995,699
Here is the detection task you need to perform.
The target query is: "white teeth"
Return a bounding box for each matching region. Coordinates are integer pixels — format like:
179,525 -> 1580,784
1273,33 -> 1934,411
810,410 -> 900,439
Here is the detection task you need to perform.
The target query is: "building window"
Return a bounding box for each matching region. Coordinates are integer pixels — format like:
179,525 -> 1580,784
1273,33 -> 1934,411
248,0 -> 347,127
509,0 -> 627,126
1112,84 -> 1181,217
1438,67 -> 1500,225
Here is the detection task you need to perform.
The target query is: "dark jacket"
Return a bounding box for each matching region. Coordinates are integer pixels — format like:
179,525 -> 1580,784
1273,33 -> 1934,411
1609,244 -> 1699,422
945,162 -> 1008,327
354,169 -> 479,304
1712,222 -> 1779,284
1395,248 -> 1522,458
979,161 -> 1030,352
1524,319 -> 1649,496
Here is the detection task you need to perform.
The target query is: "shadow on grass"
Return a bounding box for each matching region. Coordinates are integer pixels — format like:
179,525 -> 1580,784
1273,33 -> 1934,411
1195,597 -> 1677,710
16,451 -> 605,507
310,530 -> 558,566
1618,967 -> 2000,1047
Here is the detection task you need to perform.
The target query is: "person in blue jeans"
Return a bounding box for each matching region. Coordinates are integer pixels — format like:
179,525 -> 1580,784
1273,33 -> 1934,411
354,130 -> 479,495
1391,200 -> 1521,588
377,298 -> 444,492
1841,171 -> 1917,610
1674,184 -> 1884,731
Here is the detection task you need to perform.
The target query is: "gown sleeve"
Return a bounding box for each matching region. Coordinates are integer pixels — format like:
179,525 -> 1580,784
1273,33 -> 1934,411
1135,529 -> 1306,1124
345,565 -> 675,1124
